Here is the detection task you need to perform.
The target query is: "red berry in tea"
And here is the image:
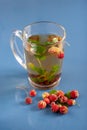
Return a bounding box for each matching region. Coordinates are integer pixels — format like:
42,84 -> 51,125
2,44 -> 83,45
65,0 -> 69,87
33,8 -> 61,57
57,51 -> 64,59
48,46 -> 60,54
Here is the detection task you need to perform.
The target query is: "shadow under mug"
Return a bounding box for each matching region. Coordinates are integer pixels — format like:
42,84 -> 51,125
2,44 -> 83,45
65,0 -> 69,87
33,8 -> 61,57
10,21 -> 66,89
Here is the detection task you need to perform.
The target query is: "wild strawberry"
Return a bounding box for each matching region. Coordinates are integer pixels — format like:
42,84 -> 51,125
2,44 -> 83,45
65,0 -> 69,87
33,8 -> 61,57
48,47 -> 61,55
51,104 -> 60,112
59,96 -> 68,104
67,99 -> 76,106
25,97 -> 32,104
70,90 -> 79,99
56,90 -> 64,98
44,98 -> 50,105
29,89 -> 37,97
49,94 -> 58,102
42,92 -> 50,99
57,51 -> 64,59
50,102 -> 56,107
38,100 -> 47,109
48,46 -> 64,59
59,106 -> 68,114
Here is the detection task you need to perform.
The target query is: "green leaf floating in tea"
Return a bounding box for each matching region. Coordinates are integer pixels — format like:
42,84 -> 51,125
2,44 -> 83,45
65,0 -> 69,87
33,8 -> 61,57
27,63 -> 46,75
34,45 -> 46,55
28,35 -> 40,44
29,39 -> 40,44
44,41 -> 53,45
50,64 -> 60,74
28,36 -> 46,54
35,55 -> 46,60
48,64 -> 60,82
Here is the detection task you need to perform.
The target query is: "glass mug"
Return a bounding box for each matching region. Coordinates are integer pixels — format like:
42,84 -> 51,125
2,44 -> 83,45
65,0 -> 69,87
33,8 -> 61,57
10,21 -> 66,89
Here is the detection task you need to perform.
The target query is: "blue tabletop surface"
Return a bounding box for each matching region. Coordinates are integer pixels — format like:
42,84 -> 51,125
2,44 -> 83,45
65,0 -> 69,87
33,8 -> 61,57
0,0 -> 87,130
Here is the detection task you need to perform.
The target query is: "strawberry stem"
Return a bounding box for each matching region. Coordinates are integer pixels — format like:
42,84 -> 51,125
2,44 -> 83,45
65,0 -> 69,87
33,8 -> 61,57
16,86 -> 28,96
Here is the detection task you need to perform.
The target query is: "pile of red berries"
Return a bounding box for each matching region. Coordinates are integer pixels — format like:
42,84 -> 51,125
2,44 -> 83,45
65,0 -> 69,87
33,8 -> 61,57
38,90 -> 79,114
22,88 -> 79,115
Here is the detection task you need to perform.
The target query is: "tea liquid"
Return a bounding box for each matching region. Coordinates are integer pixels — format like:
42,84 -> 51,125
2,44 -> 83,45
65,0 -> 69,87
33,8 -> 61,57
24,34 -> 63,89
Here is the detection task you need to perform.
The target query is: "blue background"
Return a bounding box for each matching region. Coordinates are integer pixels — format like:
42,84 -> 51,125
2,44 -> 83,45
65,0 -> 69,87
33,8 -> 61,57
0,0 -> 87,130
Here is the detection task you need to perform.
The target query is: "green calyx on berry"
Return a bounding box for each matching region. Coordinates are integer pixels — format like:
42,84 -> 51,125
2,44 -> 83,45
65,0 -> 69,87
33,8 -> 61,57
65,90 -> 79,99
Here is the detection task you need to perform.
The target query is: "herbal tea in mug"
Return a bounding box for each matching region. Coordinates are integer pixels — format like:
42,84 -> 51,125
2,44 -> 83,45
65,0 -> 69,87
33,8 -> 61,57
10,21 -> 67,89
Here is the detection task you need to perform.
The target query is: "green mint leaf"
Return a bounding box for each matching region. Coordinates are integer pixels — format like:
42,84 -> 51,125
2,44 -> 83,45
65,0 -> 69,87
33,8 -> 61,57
27,63 -> 36,71
31,76 -> 45,83
44,41 -> 53,45
28,39 -> 39,44
50,64 -> 60,75
35,55 -> 46,60
36,68 -> 45,75
48,75 -> 55,82
36,46 -> 46,55
32,45 -> 46,55
27,63 -> 45,75
64,91 -> 70,98
47,65 -> 60,82
49,89 -> 57,94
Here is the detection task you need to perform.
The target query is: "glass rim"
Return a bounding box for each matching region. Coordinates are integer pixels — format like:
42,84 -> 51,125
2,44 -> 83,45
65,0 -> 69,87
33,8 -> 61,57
23,21 -> 66,41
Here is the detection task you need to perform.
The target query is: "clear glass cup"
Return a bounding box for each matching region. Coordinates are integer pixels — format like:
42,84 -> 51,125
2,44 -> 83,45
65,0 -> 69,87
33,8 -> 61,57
10,21 -> 66,89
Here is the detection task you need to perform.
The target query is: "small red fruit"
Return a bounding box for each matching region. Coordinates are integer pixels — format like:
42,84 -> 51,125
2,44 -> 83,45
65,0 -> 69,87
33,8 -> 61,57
57,51 -> 64,59
70,90 -> 79,99
59,96 -> 68,103
50,102 -> 56,107
51,104 -> 60,112
38,100 -> 47,109
59,106 -> 68,114
29,89 -> 37,97
49,94 -> 58,102
25,97 -> 32,104
48,47 -> 60,55
67,99 -> 76,106
56,90 -> 64,98
44,98 -> 50,105
42,92 -> 50,99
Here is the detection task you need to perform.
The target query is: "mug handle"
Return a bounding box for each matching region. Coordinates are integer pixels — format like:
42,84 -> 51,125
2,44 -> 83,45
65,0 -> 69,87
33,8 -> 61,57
10,30 -> 26,69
